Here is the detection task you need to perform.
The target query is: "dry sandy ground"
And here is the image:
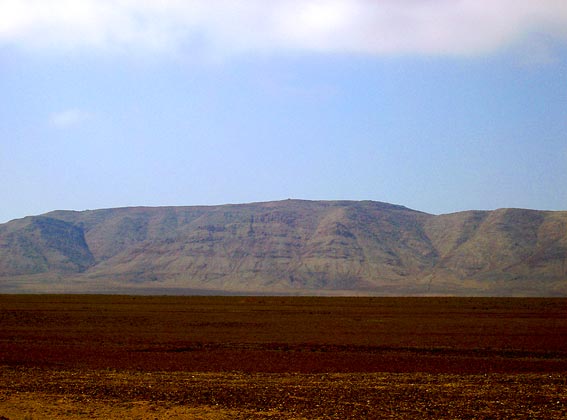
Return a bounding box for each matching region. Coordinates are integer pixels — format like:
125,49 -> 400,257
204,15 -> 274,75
1,296 -> 566,418
0,369 -> 566,419
1,395 -> 249,420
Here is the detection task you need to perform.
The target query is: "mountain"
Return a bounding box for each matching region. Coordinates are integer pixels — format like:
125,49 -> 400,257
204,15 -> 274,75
0,200 -> 565,296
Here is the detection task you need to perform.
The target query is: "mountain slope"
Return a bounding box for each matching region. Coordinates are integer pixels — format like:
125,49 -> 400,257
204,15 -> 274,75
1,200 -> 565,295
423,209 -> 567,294
0,216 -> 94,276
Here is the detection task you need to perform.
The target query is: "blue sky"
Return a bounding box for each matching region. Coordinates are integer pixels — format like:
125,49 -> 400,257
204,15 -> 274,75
1,1 -> 567,222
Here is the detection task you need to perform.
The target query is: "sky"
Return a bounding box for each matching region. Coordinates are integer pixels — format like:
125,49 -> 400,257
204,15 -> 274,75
1,0 -> 567,223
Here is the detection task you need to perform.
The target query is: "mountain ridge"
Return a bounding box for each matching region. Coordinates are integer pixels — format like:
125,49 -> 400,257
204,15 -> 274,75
1,200 -> 565,296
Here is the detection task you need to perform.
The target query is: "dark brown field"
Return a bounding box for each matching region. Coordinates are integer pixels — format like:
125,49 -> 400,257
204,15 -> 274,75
0,295 -> 566,419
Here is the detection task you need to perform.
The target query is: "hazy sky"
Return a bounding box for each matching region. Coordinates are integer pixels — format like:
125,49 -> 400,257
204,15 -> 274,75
1,0 -> 567,222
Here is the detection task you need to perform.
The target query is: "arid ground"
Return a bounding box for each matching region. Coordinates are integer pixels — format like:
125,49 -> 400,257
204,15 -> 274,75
0,295 -> 566,419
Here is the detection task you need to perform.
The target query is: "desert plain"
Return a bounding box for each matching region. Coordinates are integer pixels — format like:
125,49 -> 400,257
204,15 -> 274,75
0,295 -> 566,419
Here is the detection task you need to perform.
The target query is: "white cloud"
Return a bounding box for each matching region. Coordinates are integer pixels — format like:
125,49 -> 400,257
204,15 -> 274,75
1,0 -> 567,57
49,108 -> 91,128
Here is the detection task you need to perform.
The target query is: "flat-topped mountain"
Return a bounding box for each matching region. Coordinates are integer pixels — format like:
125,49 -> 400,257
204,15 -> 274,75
1,200 -> 565,296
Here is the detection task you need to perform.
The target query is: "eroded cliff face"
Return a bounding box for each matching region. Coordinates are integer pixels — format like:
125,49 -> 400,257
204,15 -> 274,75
1,200 -> 566,295
0,216 -> 95,276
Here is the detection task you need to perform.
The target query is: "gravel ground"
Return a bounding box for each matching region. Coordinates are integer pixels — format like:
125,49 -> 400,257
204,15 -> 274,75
1,368 -> 566,419
1,296 -> 565,418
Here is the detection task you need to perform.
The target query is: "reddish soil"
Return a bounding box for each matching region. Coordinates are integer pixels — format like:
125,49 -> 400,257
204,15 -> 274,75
0,295 -> 566,418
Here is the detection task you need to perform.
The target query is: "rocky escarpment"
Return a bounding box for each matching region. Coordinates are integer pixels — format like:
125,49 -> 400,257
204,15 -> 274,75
0,200 -> 565,296
0,216 -> 94,276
